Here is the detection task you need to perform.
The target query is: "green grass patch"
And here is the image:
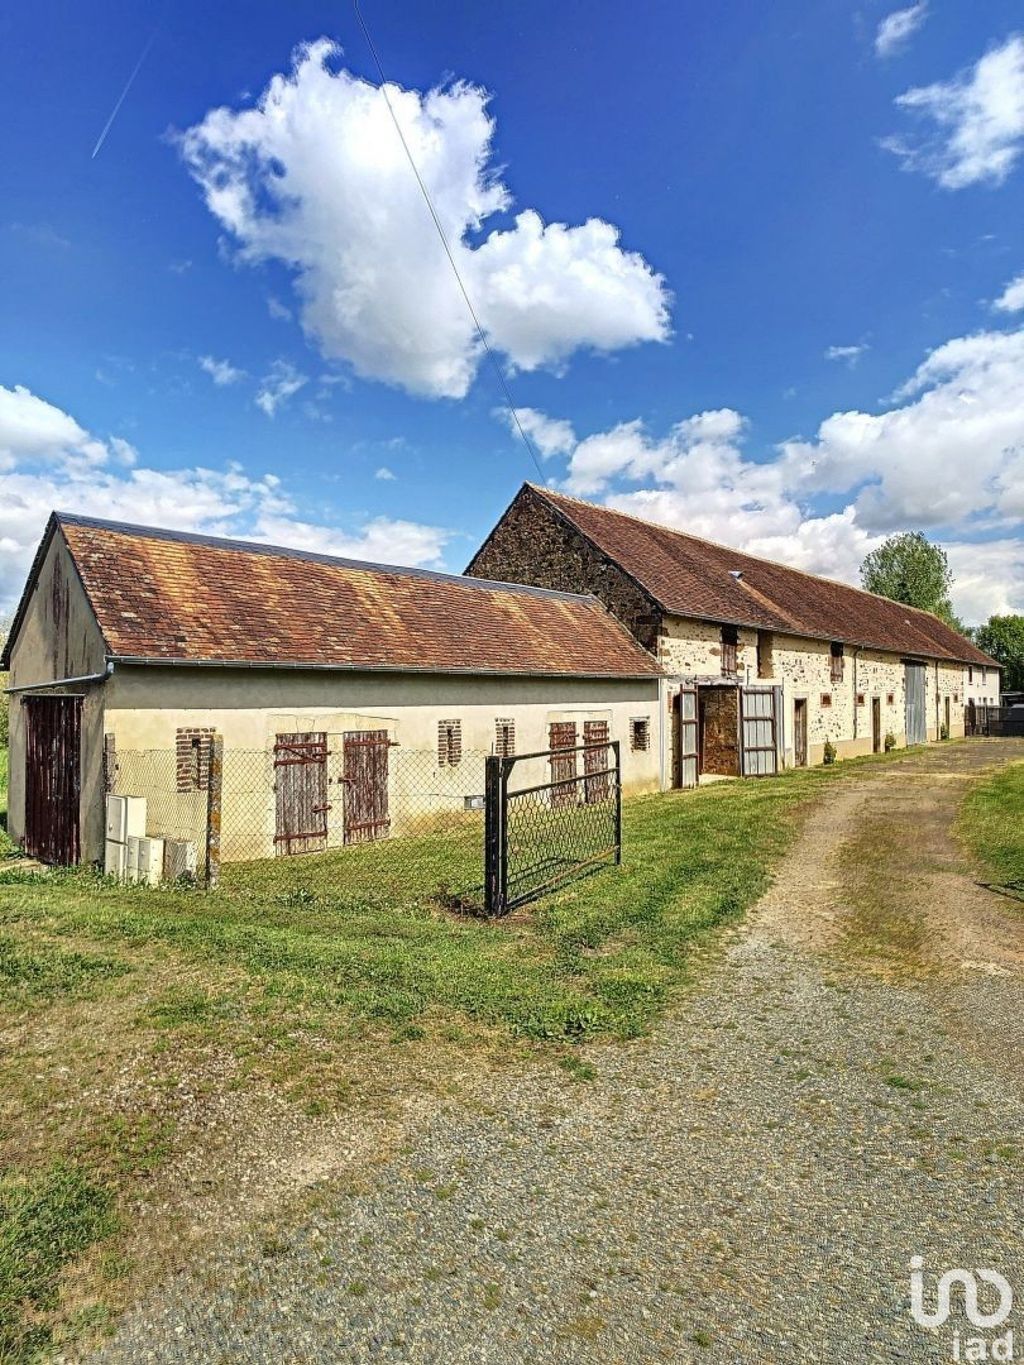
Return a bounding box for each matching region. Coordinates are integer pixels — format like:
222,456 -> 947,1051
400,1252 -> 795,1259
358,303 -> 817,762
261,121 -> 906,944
0,769 -> 837,1043
957,760 -> 1024,891
0,932 -> 129,1006
0,1163 -> 116,1362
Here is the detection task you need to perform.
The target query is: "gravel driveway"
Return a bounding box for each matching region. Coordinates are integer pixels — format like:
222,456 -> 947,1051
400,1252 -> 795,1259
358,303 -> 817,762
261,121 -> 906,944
91,741 -> 1024,1364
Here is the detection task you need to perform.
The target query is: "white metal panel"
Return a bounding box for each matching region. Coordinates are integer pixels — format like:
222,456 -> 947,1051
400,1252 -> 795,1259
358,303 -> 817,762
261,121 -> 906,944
163,839 -> 198,882
125,835 -> 142,883
105,794 -> 146,843
136,837 -> 164,887
104,839 -> 126,880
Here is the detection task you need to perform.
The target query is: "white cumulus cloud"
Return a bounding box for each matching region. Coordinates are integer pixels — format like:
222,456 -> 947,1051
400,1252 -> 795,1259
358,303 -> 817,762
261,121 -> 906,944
875,3 -> 929,59
497,406 -> 576,459
178,40 -> 670,399
993,271 -> 1024,313
199,354 -> 247,385
501,325 -> 1024,622
0,384 -> 450,610
825,343 -> 870,366
883,34 -> 1024,189
255,359 -> 308,417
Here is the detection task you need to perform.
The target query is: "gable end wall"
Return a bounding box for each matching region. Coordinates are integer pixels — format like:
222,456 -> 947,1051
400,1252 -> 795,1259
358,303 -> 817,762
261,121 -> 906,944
467,488 -> 663,652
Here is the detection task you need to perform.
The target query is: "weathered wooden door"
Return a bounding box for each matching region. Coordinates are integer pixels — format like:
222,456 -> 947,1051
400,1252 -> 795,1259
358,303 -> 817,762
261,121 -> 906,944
583,720 -> 610,805
677,687 -> 698,788
793,698 -> 808,768
274,732 -> 329,855
739,687 -> 778,776
944,695 -> 951,737
342,730 -> 391,844
548,721 -> 578,808
23,695 -> 82,865
905,663 -> 927,745
872,696 -> 882,753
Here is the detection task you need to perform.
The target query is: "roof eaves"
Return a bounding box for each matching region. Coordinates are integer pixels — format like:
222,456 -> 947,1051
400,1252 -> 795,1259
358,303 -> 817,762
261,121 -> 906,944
108,654 -> 663,681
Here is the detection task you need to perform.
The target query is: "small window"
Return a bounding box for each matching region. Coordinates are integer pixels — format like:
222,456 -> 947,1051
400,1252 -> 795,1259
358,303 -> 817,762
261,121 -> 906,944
820,693 -> 833,708
830,642 -> 845,683
438,719 -> 462,767
953,692 -> 959,703
630,718 -> 650,752
720,625 -> 738,674
981,667 -> 987,685
757,630 -> 773,679
886,692 -> 895,706
494,718 -> 515,757
856,693 -> 865,707
968,665 -> 974,683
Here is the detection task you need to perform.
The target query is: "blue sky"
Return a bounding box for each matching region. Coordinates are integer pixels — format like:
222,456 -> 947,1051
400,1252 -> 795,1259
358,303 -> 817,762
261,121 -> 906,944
1,0 -> 1023,621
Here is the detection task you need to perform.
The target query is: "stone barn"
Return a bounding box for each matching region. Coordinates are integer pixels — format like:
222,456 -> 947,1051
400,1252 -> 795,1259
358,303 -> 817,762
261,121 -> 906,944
467,484 -> 997,784
2,513 -> 663,866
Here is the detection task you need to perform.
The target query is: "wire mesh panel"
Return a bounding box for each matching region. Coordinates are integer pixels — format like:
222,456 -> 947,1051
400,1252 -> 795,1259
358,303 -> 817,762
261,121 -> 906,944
108,743 -> 488,908
485,741 -> 621,915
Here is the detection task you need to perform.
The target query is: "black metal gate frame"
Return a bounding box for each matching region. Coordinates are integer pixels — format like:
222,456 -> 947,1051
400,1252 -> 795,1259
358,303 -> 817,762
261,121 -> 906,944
484,741 -> 622,916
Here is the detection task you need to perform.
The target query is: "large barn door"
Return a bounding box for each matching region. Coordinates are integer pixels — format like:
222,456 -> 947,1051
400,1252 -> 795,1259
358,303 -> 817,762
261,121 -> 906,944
740,687 -> 778,777
274,732 -> 329,855
343,730 -> 391,844
23,695 -> 82,865
904,663 -> 927,745
548,721 -> 578,808
677,687 -> 698,788
583,719 -> 610,805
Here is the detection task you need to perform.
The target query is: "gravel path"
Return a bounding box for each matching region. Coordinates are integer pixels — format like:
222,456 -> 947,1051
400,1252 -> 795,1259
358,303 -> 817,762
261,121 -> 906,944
91,741 -> 1024,1364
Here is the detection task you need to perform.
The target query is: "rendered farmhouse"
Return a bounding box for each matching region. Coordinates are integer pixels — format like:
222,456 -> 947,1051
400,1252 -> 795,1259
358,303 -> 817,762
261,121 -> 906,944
2,487 -> 999,868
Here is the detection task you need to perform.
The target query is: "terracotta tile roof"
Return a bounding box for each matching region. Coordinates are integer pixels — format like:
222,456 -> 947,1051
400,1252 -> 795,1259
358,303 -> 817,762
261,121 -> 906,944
529,486 -> 997,668
30,513 -> 660,679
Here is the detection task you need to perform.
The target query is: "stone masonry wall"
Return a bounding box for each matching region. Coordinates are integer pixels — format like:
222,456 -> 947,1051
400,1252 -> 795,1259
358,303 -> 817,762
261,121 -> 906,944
466,487 -> 663,652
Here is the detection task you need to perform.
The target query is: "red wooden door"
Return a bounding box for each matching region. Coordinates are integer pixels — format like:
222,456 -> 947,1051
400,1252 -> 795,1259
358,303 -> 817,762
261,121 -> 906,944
24,695 -> 82,865
583,720 -> 610,805
274,732 -> 329,855
548,721 -> 577,808
343,730 -> 391,844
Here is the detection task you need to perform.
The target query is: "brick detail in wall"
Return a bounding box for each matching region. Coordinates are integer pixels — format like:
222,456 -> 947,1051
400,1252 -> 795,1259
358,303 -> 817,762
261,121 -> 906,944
465,485 -> 663,652
438,719 -> 462,767
176,727 -> 215,792
494,718 -> 515,757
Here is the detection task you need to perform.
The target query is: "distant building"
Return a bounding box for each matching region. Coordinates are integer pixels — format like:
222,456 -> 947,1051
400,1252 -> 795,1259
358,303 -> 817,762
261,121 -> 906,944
467,484 -> 998,782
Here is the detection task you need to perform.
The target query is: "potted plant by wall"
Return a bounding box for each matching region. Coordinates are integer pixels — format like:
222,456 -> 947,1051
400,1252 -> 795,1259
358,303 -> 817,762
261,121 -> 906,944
884,731 -> 897,752
823,740 -> 837,765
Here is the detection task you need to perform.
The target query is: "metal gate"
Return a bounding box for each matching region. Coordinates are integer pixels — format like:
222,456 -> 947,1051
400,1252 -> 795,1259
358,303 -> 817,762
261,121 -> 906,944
905,663 -> 927,745
342,729 -> 391,844
739,686 -> 779,776
677,687 -> 698,788
485,740 -> 621,914
23,694 -> 82,864
274,732 -> 329,855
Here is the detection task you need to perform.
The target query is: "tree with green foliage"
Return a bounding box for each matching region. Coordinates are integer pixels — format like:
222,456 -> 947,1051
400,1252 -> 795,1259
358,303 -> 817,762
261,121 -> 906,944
975,615 -> 1024,692
860,532 -> 960,628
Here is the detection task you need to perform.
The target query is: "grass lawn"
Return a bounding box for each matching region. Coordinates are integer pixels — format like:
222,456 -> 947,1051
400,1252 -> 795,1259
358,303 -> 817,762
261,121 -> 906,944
0,743 -> 929,1358
957,758 -> 1024,891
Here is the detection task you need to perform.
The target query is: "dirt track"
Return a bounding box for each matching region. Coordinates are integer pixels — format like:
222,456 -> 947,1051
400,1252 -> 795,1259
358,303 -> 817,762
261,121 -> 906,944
93,741 -> 1024,1364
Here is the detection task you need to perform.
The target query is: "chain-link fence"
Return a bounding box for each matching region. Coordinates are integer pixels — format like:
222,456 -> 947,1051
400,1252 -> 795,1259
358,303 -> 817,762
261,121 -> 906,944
108,735 -> 625,914
109,739 -> 489,909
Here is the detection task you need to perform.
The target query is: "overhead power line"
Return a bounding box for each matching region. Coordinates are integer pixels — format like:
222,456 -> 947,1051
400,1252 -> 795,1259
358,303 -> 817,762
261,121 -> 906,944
352,0 -> 545,481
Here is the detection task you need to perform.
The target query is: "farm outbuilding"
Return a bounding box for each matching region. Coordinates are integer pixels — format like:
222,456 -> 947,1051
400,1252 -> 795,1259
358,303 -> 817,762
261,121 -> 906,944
467,484 -> 999,784
2,513 -> 662,867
